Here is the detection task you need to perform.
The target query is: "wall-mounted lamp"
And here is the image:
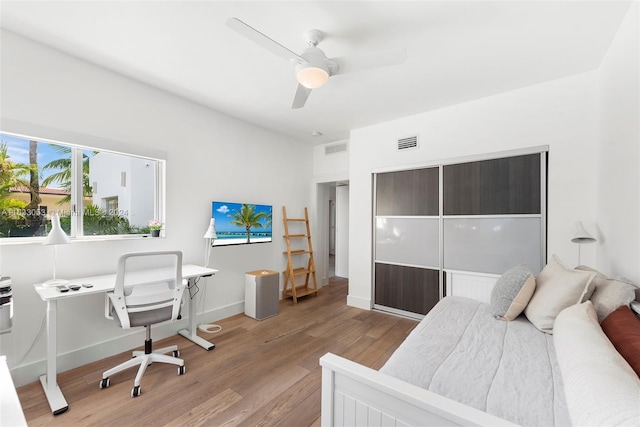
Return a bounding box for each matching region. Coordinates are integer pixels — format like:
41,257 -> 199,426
120,172 -> 127,188
571,221 -> 596,265
42,213 -> 71,286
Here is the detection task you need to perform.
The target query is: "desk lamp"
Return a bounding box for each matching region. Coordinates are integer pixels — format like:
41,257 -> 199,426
199,218 -> 221,334
571,221 -> 596,265
203,218 -> 217,268
42,213 -> 71,287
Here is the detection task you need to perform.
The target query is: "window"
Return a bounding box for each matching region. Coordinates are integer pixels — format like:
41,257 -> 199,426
104,197 -> 119,215
0,131 -> 164,240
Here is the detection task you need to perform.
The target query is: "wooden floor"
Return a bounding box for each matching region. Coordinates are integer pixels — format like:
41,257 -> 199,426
17,277 -> 418,426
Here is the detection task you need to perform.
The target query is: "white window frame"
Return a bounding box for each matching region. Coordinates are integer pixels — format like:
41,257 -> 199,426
0,121 -> 166,244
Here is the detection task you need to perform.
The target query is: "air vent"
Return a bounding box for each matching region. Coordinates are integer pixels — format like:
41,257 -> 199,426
397,135 -> 418,151
325,142 -> 348,155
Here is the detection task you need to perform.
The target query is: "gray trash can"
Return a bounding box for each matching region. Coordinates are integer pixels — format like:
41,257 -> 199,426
245,270 -> 279,320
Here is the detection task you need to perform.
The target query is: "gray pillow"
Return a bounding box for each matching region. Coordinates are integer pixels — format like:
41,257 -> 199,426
575,266 -> 637,322
589,279 -> 636,323
490,264 -> 536,321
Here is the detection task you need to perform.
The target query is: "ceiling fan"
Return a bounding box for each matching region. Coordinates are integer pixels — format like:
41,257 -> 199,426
226,18 -> 406,109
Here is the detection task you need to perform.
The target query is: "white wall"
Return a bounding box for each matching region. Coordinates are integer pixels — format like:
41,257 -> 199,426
0,30 -> 312,386
313,141 -> 349,181
347,71 -> 601,310
335,185 -> 349,278
597,2 -> 640,283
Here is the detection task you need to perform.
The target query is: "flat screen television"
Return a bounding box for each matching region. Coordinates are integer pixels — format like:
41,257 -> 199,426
211,201 -> 273,246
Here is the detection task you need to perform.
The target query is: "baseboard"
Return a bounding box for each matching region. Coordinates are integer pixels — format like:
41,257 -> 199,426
195,301 -> 244,327
347,294 -> 371,310
10,301 -> 244,387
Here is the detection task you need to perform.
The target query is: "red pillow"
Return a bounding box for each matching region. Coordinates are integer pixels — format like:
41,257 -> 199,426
601,305 -> 640,377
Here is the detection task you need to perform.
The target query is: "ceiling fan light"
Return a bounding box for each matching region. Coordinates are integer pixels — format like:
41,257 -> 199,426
296,66 -> 329,89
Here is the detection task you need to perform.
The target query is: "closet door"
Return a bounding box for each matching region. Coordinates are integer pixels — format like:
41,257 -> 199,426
375,264 -> 439,315
373,167 -> 440,317
443,154 -> 541,215
372,150 -> 546,317
376,168 -> 438,216
442,153 -> 545,276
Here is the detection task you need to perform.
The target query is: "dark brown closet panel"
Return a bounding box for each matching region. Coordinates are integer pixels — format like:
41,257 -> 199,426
374,263 -> 440,315
376,167 -> 439,216
443,154 -> 541,215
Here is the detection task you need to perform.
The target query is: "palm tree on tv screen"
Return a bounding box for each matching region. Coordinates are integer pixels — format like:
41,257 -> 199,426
228,204 -> 265,244
263,212 -> 272,229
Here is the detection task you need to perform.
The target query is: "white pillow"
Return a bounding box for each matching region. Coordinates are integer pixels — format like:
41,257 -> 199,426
554,302 -> 640,426
524,255 -> 596,333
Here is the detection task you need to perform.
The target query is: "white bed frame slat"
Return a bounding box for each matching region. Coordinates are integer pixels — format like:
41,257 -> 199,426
320,353 -> 521,427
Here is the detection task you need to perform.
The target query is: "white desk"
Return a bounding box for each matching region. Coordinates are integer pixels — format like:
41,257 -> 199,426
33,264 -> 217,415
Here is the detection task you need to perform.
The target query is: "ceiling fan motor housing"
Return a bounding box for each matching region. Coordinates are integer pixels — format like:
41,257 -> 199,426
296,46 -> 331,88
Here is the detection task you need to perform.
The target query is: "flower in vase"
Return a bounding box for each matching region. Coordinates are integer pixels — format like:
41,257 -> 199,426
148,220 -> 163,230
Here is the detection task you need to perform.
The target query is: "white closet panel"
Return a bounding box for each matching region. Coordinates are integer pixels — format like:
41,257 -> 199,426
375,217 -> 439,268
443,217 -> 543,275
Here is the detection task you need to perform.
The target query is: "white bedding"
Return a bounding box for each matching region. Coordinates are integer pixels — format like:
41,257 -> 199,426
380,296 -> 572,427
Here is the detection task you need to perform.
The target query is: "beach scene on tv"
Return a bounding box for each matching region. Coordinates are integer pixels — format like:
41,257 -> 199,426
211,202 -> 272,246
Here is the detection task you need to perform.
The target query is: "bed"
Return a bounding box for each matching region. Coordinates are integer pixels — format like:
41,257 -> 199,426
320,259 -> 640,427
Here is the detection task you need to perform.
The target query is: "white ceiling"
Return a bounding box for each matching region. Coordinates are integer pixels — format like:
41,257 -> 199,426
0,1 -> 632,144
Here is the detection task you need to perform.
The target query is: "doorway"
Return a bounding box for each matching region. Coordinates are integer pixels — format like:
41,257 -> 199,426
316,180 -> 349,283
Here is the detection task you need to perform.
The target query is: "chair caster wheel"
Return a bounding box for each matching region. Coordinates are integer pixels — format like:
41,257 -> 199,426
173,350 -> 180,357
178,365 -> 186,375
131,385 -> 141,397
99,378 -> 110,389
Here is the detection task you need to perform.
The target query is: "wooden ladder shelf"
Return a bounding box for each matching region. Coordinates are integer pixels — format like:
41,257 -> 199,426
282,206 -> 318,303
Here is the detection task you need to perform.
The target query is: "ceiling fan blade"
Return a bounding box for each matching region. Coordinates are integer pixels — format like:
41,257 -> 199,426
226,18 -> 306,64
292,84 -> 312,109
330,48 -> 406,76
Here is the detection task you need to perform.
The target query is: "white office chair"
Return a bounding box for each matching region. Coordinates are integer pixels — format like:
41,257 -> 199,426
99,251 -> 187,397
